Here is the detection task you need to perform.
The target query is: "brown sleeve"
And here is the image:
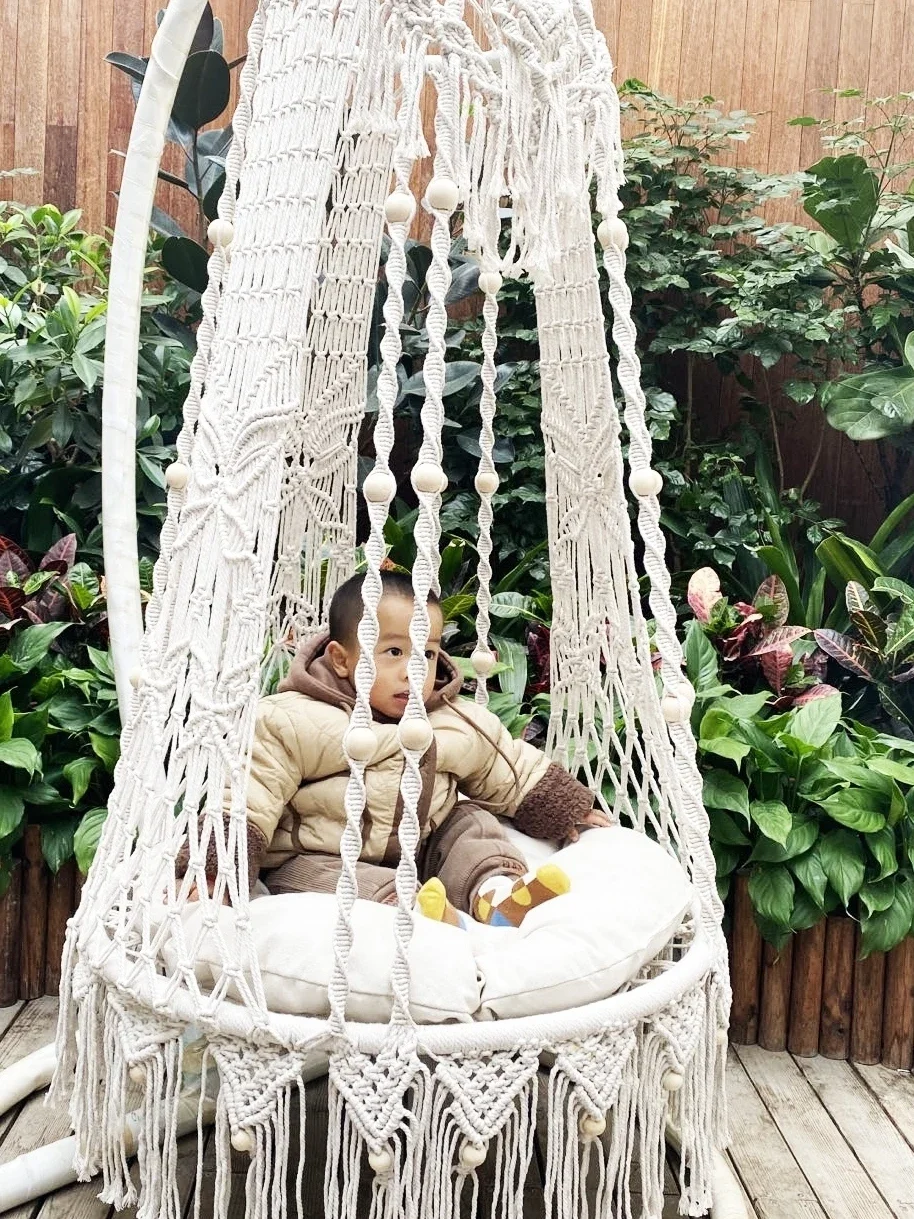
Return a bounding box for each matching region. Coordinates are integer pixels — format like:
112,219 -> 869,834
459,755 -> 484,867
176,816 -> 270,891
513,763 -> 594,840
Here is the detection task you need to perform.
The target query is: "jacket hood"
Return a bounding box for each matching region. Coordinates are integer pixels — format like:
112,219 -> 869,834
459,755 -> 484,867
277,631 -> 464,716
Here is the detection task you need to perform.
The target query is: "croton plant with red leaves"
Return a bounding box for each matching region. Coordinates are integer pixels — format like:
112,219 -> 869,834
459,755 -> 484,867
0,535 -> 108,638
687,566 -> 838,709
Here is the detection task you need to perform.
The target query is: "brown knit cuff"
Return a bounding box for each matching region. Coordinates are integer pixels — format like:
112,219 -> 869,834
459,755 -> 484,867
175,818 -> 269,891
514,763 -> 594,840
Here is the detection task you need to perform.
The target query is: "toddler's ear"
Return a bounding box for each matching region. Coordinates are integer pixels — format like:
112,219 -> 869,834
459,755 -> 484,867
326,640 -> 353,679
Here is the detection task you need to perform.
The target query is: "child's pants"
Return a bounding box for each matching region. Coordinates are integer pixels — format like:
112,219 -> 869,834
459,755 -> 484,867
262,802 -> 528,912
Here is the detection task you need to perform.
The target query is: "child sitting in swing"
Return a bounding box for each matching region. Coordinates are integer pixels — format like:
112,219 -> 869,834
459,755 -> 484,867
195,571 -> 609,927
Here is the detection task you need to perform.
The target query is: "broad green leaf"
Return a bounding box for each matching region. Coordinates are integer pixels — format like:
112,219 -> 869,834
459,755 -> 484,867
47,693 -> 94,733
161,236 -> 209,295
791,846 -> 829,908
708,809 -> 751,847
702,770 -> 750,821
789,694 -> 841,750
89,733 -> 120,773
684,619 -> 718,692
872,576 -> 914,604
718,692 -> 771,720
750,815 -> 818,864
822,366 -> 914,441
0,787 -> 24,838
700,736 -> 751,765
818,829 -> 866,906
859,878 -> 914,957
491,635 -> 527,705
713,843 -> 742,880
859,877 -> 897,916
41,819 -> 77,874
86,646 -> 115,682
750,799 -> 792,845
888,605 -> 914,657
748,865 -> 795,927
172,51 -> 231,130
818,788 -> 886,833
73,807 -> 107,874
866,825 -> 897,880
6,622 -> 69,673
0,738 -> 41,777
869,756 -> 914,786
63,758 -> 97,806
803,154 -> 879,248
790,888 -> 827,932
823,759 -> 893,793
0,692 -> 12,743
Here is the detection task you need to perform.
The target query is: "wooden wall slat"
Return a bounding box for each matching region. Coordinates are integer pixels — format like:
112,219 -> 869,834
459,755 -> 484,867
709,0 -> 749,112
12,0 -> 51,207
5,1 -> 904,229
677,0 -> 718,102
0,0 -> 20,184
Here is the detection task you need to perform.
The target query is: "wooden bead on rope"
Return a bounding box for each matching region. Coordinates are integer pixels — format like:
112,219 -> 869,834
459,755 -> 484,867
344,727 -> 378,764
231,1129 -> 254,1154
596,216 -> 629,251
471,649 -> 496,677
477,271 -> 503,296
362,470 -> 397,504
207,218 -> 234,248
165,462 -> 190,490
368,1147 -> 393,1175
579,1113 -> 606,1138
411,462 -> 447,495
458,1140 -> 488,1169
398,718 -> 433,753
628,467 -> 663,498
474,470 -> 499,496
425,176 -> 459,212
384,191 -> 416,225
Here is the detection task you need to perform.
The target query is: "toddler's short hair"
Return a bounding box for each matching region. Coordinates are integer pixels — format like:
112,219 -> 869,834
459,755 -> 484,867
328,572 -> 441,646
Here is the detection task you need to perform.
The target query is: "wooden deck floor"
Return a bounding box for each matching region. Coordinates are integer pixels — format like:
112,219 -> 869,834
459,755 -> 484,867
0,999 -> 911,1218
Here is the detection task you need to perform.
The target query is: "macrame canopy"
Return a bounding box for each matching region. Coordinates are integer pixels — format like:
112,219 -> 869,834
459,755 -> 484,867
53,1 -> 733,1217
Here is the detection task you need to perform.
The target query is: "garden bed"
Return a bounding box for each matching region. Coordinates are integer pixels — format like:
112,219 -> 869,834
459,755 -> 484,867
0,827 -> 81,1004
729,874 -> 914,1070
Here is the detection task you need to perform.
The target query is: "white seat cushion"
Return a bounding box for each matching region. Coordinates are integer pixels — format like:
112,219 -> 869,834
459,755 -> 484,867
177,826 -> 692,1023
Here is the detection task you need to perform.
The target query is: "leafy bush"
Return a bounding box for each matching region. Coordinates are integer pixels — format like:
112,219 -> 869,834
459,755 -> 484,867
686,615 -> 914,955
0,203 -> 191,558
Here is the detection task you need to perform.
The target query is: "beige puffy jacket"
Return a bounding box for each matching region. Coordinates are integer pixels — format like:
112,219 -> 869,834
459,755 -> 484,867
238,635 -> 594,876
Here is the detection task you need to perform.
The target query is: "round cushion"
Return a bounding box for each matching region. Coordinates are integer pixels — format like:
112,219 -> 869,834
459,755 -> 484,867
176,826 -> 692,1023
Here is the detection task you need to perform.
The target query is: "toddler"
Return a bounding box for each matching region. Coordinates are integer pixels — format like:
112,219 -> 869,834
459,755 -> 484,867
197,571 -> 608,926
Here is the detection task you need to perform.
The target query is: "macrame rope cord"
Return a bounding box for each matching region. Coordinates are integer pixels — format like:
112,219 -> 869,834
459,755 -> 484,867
55,2 -> 730,1215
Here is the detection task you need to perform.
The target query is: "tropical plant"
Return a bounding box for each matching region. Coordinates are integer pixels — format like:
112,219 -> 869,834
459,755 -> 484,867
686,568 -> 835,707
0,618 -> 118,886
790,93 -> 914,451
107,3 -> 240,297
0,534 -> 107,632
815,577 -> 914,734
686,620 -> 914,955
0,203 -> 190,557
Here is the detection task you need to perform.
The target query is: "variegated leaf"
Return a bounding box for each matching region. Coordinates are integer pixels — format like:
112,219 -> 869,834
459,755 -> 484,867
753,575 -> 790,626
813,628 -> 877,679
687,567 -> 722,625
749,625 -> 809,656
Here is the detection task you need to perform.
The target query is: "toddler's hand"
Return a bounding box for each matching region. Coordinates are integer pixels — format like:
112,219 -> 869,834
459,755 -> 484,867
563,808 -> 612,846
187,878 -> 230,905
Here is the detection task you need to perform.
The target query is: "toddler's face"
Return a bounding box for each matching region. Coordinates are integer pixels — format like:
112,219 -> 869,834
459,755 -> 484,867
334,593 -> 444,720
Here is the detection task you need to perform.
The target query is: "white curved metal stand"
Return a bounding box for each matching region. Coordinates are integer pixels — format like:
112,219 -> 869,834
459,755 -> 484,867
101,0 -> 210,712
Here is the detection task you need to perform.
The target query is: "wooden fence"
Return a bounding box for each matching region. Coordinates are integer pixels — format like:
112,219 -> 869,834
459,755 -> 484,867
2,0 -> 914,531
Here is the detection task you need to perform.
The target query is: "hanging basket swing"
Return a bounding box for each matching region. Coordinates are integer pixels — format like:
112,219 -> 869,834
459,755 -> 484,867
51,1 -> 734,1216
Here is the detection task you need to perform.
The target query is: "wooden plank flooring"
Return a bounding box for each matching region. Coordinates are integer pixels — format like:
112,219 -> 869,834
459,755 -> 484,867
0,1002 -> 910,1217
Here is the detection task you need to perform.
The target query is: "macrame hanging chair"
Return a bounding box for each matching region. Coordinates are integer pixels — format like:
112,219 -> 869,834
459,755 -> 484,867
50,0 -> 737,1215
